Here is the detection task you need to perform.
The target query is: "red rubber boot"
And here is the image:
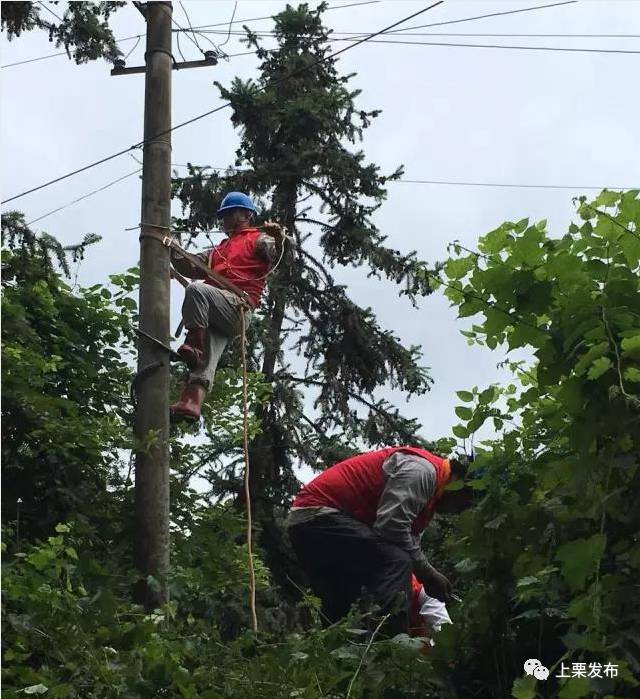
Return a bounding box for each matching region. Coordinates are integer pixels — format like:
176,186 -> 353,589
177,327 -> 208,370
170,382 -> 207,422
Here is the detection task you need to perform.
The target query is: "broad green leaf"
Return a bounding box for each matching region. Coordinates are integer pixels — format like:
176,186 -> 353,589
452,424 -> 470,439
574,342 -> 609,375
624,367 -> 640,382
479,386 -> 496,405
555,534 -> 607,591
621,334 -> 640,358
511,675 -> 537,699
456,390 -> 474,402
24,686 -> 49,695
445,256 -> 475,280
587,356 -> 612,380
558,677 -> 590,699
619,233 -> 640,268
593,189 -> 621,208
480,225 -> 511,254
455,406 -> 473,420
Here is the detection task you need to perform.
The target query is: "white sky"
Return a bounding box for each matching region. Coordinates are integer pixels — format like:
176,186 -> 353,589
2,0 -> 639,474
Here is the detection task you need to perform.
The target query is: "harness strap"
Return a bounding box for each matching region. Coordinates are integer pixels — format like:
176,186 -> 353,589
141,225 -> 253,309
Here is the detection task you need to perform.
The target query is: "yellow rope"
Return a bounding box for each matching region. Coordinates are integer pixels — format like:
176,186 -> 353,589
239,307 -> 258,633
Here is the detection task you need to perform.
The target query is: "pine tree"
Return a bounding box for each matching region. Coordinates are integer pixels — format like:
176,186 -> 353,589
1,1 -> 124,64
172,2 -> 440,585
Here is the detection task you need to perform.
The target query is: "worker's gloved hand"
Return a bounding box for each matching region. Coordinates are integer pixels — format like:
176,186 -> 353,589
263,221 -> 284,239
416,562 -> 453,603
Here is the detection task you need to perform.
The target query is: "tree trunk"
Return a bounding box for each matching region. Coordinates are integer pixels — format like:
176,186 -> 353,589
244,182 -> 301,594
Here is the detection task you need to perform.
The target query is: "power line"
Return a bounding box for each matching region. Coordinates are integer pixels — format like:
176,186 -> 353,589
1,2 -> 444,205
381,33 -> 640,38
218,1 -> 239,50
1,0 -> 378,69
168,0 -> 381,33
376,0 -> 578,36
393,179 -> 637,191
25,168 -> 142,226
185,0 -> 578,39
167,163 -> 636,191
179,0 -> 205,54
1,0 -> 588,71
198,29 -> 640,39
197,28 -> 640,53
1,35 -> 142,69
124,36 -> 142,61
6,29 -> 635,70
160,3 -> 204,56
37,1 -> 62,23
325,38 -> 640,55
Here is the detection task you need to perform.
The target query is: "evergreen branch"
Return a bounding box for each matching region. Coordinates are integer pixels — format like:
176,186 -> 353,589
284,375 -> 419,441
296,247 -> 334,286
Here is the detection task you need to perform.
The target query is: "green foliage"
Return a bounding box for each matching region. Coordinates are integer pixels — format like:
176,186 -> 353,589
2,214 -> 135,541
429,191 -> 640,697
1,1 -> 124,64
2,519 -> 447,698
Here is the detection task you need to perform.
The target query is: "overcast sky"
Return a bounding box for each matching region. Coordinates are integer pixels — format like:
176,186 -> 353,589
2,0 -> 639,471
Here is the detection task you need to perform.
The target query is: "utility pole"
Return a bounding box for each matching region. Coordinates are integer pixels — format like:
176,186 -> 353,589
133,0 -> 173,609
112,2 -> 218,610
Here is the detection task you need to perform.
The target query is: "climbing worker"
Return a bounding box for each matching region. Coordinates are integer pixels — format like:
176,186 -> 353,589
287,447 -> 474,636
409,573 -> 452,653
170,191 -> 282,422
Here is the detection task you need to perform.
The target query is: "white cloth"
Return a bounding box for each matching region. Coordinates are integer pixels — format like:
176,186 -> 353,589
417,588 -> 452,645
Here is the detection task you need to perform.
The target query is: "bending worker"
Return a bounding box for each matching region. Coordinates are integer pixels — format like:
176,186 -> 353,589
287,446 -> 474,636
170,191 -> 281,422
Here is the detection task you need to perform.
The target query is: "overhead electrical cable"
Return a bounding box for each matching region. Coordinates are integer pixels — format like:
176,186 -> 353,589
166,163 -> 637,191
1,0 -> 378,69
1,2 -> 444,205
160,3 -> 204,55
37,1 -> 63,22
371,0 -> 578,36
322,37 -> 640,54
218,1 -> 239,49
2,35 -> 142,69
179,0 -> 205,53
25,168 -> 142,226
196,29 -> 640,39
393,178 -> 638,190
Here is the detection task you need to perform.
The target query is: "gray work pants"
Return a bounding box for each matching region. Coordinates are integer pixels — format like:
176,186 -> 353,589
181,282 -> 252,388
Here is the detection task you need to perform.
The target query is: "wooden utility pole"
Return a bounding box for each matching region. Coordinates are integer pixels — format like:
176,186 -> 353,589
112,2 -> 218,610
133,0 -> 173,609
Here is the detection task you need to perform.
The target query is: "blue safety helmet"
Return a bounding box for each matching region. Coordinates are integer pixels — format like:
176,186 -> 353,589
217,191 -> 258,217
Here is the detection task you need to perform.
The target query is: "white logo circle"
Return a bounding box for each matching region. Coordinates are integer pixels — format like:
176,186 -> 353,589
533,665 -> 550,681
524,659 -> 541,676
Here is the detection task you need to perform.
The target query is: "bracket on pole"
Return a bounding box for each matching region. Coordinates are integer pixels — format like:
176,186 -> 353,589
111,55 -> 218,76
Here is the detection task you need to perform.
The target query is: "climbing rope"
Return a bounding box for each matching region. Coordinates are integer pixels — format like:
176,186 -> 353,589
239,309 -> 258,632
